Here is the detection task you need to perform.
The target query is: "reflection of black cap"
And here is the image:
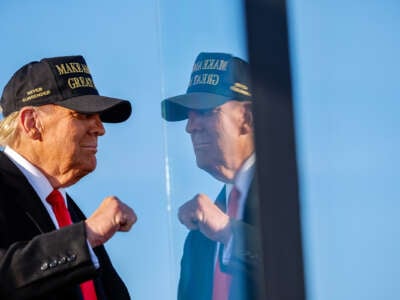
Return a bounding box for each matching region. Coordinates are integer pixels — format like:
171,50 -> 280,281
1,55 -> 132,123
161,52 -> 252,121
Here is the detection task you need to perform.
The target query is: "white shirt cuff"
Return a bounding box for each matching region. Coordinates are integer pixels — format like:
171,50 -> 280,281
87,240 -> 100,268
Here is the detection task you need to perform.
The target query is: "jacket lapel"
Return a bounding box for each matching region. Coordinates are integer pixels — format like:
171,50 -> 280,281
0,152 -> 56,233
242,177 -> 259,225
215,185 -> 227,211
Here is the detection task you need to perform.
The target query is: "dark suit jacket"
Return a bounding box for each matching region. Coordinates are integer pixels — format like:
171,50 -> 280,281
0,151 -> 130,300
178,179 -> 266,300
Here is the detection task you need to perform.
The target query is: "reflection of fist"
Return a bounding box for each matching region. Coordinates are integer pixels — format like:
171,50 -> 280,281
178,193 -> 231,244
85,196 -> 137,247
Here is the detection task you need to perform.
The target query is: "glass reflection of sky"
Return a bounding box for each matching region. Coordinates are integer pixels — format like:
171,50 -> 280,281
159,1 -> 249,298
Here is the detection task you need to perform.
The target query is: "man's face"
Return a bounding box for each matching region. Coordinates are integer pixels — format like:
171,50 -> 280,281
35,105 -> 105,186
185,101 -> 251,182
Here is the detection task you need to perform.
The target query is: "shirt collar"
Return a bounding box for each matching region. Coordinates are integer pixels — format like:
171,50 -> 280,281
226,152 -> 256,196
4,146 -> 67,201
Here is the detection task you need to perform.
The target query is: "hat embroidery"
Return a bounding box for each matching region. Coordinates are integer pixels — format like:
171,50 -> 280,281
22,87 -> 51,103
189,58 -> 229,88
55,62 -> 91,75
67,76 -> 95,89
192,59 -> 228,72
55,62 -> 96,90
190,73 -> 220,86
230,82 -> 251,97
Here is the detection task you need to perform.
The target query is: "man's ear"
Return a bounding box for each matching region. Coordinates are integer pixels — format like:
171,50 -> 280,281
19,107 -> 42,140
241,101 -> 254,134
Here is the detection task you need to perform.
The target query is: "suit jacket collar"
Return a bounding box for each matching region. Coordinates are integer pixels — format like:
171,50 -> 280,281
215,185 -> 226,211
216,177 -> 258,224
242,177 -> 259,225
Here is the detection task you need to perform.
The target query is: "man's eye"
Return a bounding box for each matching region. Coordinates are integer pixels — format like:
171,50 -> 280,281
198,109 -> 217,117
72,112 -> 91,120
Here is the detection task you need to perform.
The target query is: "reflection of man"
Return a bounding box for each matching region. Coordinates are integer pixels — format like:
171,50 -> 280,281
162,52 -> 264,300
0,55 -> 136,300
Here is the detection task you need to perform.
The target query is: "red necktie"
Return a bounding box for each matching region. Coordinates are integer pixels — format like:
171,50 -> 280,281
46,189 -> 98,300
212,186 -> 240,300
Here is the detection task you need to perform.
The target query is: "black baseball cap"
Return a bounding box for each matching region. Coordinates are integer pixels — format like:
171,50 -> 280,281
161,52 -> 252,121
0,55 -> 132,123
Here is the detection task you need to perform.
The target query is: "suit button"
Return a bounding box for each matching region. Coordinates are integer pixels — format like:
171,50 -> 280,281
49,260 -> 58,268
58,256 -> 67,264
40,262 -> 49,271
67,254 -> 77,262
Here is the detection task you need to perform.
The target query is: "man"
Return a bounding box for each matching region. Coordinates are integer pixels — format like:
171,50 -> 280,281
0,55 -> 137,300
161,52 -> 265,300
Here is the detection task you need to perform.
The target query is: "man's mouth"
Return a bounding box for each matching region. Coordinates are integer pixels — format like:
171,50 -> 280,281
81,144 -> 98,151
193,142 -> 210,149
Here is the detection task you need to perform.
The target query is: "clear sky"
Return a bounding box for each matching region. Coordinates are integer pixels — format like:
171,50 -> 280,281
0,1 -> 399,300
288,1 -> 400,299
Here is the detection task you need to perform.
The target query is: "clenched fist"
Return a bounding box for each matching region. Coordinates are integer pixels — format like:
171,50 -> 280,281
85,196 -> 137,247
178,193 -> 231,244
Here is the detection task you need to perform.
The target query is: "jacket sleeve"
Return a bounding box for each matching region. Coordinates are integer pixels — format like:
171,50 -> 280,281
0,222 -> 98,300
224,220 -> 263,273
220,179 -> 264,279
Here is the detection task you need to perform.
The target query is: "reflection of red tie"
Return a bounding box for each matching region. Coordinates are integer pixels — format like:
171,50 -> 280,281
212,186 -> 240,300
46,190 -> 98,300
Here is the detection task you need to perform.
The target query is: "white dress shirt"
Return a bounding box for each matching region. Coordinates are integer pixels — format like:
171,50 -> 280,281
220,152 -> 256,264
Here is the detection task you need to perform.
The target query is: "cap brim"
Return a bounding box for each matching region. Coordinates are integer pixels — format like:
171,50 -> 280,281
57,95 -> 132,123
161,92 -> 230,121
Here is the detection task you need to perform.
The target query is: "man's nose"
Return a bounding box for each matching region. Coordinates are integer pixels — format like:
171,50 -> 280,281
89,114 -> 106,136
185,111 -> 202,133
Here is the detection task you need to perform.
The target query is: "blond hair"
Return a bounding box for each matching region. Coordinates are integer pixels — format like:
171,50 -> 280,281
0,111 -> 20,146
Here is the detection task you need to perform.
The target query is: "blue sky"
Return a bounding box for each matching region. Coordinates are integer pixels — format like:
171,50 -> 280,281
288,0 -> 400,299
0,1 -> 399,300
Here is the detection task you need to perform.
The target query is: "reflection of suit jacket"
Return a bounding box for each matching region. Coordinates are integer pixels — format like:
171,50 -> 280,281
178,179 -> 265,300
0,152 -> 130,300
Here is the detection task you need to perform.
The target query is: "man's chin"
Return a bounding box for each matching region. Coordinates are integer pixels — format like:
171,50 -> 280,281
63,167 -> 93,187
64,161 -> 96,186
196,159 -> 215,175
82,159 -> 97,173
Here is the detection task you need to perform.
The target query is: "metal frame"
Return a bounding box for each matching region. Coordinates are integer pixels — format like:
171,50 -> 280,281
245,0 -> 306,299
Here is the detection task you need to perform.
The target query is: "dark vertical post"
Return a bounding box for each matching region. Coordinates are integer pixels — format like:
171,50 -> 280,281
245,0 -> 306,299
